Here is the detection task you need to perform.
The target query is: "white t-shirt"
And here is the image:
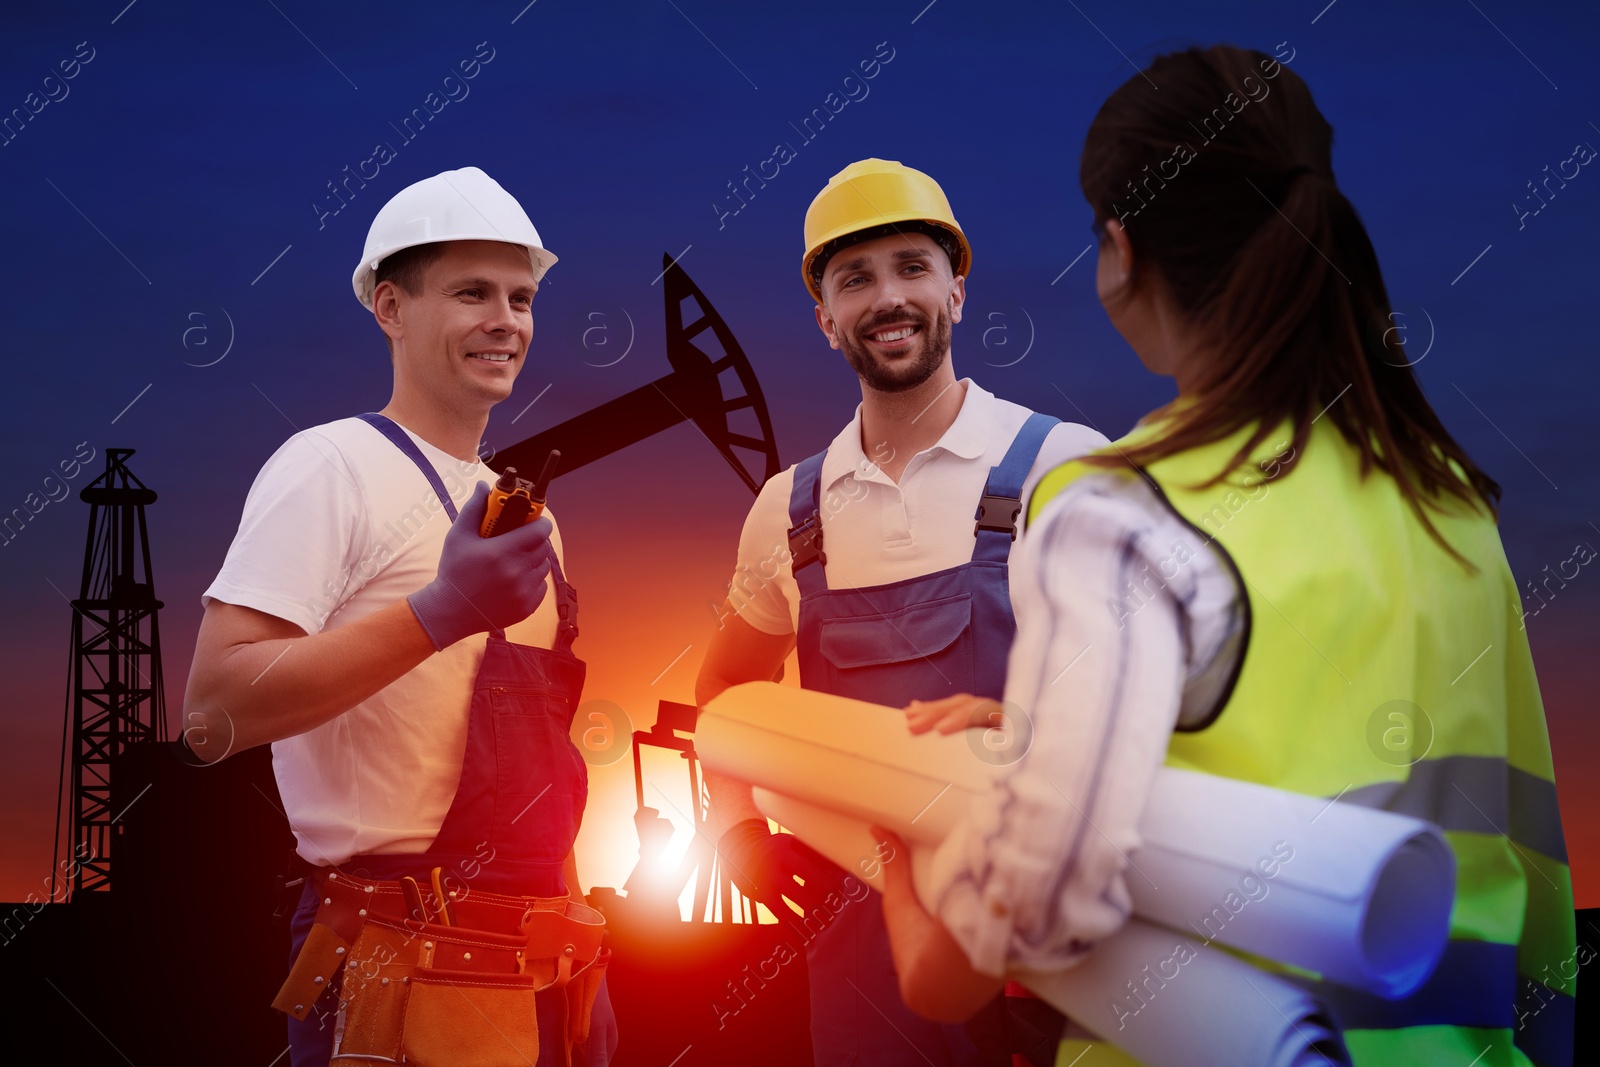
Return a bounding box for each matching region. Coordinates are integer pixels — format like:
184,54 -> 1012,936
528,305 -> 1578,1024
202,416 -> 565,867
728,379 -> 1109,635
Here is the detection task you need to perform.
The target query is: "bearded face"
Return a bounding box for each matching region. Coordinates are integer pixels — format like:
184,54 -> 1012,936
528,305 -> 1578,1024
835,300 -> 954,393
816,231 -> 963,394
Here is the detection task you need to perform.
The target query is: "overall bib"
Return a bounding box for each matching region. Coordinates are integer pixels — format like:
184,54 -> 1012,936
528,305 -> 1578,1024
786,412 -> 1057,1067
283,413 -> 597,1067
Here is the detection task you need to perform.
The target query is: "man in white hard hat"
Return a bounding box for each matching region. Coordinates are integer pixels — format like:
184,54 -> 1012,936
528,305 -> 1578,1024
183,167 -> 615,1067
696,159 -> 1107,1066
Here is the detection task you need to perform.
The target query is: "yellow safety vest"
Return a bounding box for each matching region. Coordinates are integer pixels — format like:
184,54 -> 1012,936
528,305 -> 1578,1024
1029,416 -> 1575,1067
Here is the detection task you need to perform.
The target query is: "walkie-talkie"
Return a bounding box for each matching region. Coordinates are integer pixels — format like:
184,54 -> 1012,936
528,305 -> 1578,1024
480,449 -> 560,537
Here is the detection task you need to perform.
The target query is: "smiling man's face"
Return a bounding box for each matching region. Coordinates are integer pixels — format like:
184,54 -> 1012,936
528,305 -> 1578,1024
382,239 -> 538,413
814,230 -> 964,394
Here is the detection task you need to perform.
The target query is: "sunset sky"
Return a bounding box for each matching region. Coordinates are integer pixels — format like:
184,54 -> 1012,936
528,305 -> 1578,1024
2,0 -> 1596,920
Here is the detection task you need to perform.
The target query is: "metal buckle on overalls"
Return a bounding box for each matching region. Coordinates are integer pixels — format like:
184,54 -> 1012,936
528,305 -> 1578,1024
558,583 -> 579,639
787,512 -> 826,572
974,494 -> 1023,540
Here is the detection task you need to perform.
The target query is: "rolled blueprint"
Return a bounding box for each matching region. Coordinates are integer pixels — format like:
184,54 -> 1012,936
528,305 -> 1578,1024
1015,920 -> 1349,1067
755,791 -> 1350,1067
1124,769 -> 1454,999
698,682 -> 1455,999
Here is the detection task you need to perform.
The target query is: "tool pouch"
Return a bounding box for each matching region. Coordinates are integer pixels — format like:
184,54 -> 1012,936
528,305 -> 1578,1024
337,912 -> 539,1065
273,870 -> 609,1067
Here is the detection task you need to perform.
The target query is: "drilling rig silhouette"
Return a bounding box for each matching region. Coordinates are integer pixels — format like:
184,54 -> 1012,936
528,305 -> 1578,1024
4,256 -> 813,1065
50,449 -> 171,902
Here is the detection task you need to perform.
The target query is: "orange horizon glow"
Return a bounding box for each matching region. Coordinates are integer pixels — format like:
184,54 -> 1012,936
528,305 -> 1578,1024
4,452 -> 1595,916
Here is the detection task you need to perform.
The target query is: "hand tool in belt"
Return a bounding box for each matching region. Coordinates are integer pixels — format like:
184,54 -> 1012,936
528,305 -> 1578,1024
274,866 -> 609,1066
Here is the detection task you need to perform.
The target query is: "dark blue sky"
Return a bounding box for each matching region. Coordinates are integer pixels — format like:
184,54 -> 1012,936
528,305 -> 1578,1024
2,0 -> 1597,904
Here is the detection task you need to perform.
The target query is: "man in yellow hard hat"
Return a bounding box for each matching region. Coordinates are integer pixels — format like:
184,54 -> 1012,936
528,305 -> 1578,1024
696,159 -> 1107,1066
182,167 -> 614,1067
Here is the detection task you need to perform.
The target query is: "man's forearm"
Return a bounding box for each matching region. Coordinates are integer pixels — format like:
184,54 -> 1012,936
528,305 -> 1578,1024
697,663 -> 774,836
183,599 -> 437,760
694,610 -> 795,837
704,767 -> 767,838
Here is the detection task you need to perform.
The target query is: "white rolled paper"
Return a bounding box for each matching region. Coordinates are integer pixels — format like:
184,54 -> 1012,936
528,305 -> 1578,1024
698,682 -> 1455,1000
1014,922 -> 1349,1067
1125,768 -> 1455,999
755,790 -> 1350,1067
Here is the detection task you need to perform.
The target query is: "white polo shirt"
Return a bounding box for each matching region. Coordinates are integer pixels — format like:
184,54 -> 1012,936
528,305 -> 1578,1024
729,379 -> 1108,635
202,417 -> 564,867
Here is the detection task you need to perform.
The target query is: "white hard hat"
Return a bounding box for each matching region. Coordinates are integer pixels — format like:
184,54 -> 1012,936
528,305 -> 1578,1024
352,166 -> 557,310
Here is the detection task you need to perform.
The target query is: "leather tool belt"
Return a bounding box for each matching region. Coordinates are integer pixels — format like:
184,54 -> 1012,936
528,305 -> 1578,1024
273,867 -> 609,1066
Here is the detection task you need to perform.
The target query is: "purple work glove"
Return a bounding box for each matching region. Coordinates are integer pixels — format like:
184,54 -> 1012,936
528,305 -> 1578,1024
718,818 -> 842,916
407,481 -> 553,650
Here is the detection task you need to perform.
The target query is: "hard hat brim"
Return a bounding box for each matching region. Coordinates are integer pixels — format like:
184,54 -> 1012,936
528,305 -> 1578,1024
802,217 -> 970,305
801,160 -> 970,304
351,167 -> 556,311
352,238 -> 558,311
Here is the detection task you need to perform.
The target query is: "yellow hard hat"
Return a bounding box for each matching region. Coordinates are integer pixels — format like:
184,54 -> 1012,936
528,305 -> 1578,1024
802,158 -> 971,304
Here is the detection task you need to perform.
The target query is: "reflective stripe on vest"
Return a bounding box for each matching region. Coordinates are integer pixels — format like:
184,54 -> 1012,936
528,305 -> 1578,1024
1027,416 -> 1575,1067
1340,755 -> 1567,864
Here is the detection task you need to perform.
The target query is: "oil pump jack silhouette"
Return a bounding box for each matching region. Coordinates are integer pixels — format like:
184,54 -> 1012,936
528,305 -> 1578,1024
493,254 -> 780,928
487,256 -> 812,1063
496,254 -> 779,494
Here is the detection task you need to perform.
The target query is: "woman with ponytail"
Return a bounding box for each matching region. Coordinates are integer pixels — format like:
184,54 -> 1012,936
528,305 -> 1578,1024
874,45 -> 1574,1067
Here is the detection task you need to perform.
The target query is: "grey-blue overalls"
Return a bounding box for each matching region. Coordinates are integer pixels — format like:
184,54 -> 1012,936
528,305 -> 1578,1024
785,412 -> 1058,1067
287,413 -> 598,1067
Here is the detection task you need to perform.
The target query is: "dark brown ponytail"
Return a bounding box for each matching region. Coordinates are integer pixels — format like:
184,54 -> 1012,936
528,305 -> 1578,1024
1079,45 -> 1500,561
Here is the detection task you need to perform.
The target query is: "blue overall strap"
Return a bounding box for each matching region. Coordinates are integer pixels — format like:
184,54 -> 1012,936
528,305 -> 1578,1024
972,411 -> 1060,564
786,451 -> 829,599
545,552 -> 580,654
357,412 -> 579,648
357,412 -> 459,522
